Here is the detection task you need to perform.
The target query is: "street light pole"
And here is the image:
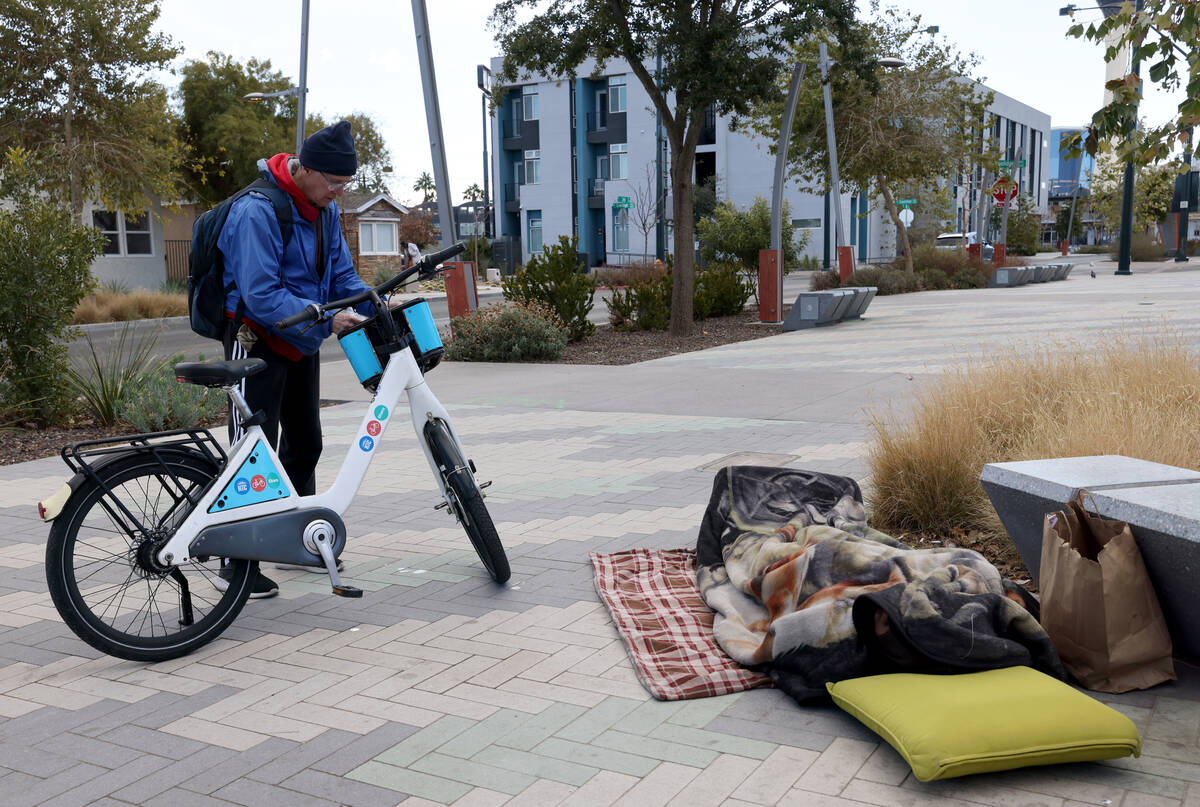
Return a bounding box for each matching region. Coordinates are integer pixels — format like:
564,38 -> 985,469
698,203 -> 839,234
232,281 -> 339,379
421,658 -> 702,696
296,0 -> 310,155
1176,129 -> 1193,262
477,65 -> 492,240
819,42 -> 848,278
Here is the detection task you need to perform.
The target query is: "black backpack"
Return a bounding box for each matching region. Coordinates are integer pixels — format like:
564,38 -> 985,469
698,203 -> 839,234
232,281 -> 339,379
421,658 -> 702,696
187,178 -> 294,339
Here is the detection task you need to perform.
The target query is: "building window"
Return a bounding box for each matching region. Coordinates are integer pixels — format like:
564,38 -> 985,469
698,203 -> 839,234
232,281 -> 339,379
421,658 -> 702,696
527,210 -> 543,255
610,143 -> 628,180
359,221 -> 398,255
608,75 -> 627,114
93,210 -> 152,256
792,218 -> 821,229
613,208 -> 629,252
524,149 -> 541,185
522,87 -> 539,121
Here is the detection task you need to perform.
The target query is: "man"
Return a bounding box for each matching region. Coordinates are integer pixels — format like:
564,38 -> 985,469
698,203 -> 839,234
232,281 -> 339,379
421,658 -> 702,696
214,120 -> 372,598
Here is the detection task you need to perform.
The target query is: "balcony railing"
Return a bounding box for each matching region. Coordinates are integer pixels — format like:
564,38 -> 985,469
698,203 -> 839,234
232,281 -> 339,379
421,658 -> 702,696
502,118 -> 523,140
589,178 -> 605,198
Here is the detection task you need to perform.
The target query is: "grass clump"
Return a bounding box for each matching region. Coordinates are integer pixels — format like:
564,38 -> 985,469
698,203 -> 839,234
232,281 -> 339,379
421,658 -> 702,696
74,289 -> 188,324
444,302 -> 567,362
868,332 -> 1200,537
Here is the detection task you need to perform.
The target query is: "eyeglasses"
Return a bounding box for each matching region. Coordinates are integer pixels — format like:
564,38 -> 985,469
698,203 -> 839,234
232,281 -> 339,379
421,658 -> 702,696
317,170 -> 354,192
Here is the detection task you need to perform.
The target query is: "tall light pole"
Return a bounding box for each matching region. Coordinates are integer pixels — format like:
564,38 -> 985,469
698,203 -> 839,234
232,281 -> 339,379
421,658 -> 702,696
242,0 -> 310,156
296,0 -> 310,154
477,65 -> 492,240
412,0 -> 455,249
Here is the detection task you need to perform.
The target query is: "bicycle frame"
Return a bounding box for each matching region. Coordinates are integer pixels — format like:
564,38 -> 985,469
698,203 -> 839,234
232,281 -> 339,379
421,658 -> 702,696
155,339 -> 465,567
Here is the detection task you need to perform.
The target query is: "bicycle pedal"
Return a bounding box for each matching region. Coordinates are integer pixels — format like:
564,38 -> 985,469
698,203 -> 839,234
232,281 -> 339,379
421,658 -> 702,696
332,584 -> 363,598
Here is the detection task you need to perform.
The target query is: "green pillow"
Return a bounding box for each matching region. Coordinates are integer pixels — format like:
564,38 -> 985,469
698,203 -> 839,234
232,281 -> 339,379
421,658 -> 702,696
827,666 -> 1141,782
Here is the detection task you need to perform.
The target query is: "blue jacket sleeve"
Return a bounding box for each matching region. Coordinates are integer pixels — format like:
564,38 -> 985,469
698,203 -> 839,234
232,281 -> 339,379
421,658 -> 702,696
219,196 -> 318,330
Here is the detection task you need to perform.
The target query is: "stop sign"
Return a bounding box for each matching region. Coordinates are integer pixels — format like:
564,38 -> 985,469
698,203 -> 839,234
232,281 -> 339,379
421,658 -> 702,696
992,179 -> 1018,206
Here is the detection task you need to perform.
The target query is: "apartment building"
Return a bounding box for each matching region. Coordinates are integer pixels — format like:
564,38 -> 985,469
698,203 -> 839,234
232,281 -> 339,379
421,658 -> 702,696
489,55 -> 1051,267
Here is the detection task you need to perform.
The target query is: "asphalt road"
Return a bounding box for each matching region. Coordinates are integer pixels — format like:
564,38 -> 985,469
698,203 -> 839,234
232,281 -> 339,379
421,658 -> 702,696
64,271 -> 815,367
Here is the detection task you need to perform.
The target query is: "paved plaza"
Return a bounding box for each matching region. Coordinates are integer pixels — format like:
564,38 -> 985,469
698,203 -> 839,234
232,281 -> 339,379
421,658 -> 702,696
0,255 -> 1198,806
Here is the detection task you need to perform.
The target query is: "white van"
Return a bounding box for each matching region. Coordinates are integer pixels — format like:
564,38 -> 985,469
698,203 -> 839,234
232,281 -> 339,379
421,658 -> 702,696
935,231 -> 994,260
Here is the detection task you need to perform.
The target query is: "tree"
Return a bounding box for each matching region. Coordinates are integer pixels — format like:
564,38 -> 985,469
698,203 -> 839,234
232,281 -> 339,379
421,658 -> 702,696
178,55 -> 394,203
1064,0 -> 1200,165
414,172 -> 436,203
0,149 -> 104,425
625,163 -> 666,259
744,5 -> 996,272
1055,198 -> 1085,244
491,0 -> 870,336
463,183 -> 484,201
697,197 -> 805,271
1090,154 -> 1180,239
990,193 -> 1040,255
399,211 -> 436,249
177,52 -> 296,203
0,0 -> 184,218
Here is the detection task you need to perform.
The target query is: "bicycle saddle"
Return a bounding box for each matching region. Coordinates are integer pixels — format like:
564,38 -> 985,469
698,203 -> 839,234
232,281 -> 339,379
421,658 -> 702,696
174,358 -> 267,387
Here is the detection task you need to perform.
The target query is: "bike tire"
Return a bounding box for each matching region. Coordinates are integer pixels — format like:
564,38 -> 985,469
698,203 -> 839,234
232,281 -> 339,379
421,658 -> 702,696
425,420 -> 510,583
45,450 -> 254,662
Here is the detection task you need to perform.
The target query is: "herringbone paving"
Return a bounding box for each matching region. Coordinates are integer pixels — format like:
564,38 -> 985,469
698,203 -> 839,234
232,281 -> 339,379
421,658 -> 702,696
2,261 -> 1199,805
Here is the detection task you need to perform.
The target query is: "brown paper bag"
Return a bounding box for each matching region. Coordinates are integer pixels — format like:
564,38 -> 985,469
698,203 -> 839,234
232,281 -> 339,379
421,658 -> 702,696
1039,492 -> 1175,693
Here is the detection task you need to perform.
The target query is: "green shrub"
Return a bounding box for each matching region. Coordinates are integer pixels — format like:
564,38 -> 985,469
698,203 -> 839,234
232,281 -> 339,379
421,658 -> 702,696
809,270 -> 841,291
160,277 -> 187,295
444,302 -> 567,362
845,267 -> 923,295
462,236 -> 492,271
608,271 -> 672,331
1074,244 -> 1110,254
696,197 -> 807,272
1110,232 -> 1166,262
117,354 -> 224,432
694,262 -> 754,319
66,322 -> 165,426
916,267 -> 954,291
0,148 -> 104,426
501,236 -> 596,342
594,260 -> 666,288
795,255 -> 821,271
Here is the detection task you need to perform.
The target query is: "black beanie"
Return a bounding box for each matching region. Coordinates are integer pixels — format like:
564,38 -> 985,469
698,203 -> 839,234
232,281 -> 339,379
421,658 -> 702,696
299,120 -> 357,176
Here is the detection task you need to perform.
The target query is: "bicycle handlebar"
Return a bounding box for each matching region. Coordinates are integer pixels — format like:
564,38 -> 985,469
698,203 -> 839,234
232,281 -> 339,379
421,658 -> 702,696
274,242 -> 467,330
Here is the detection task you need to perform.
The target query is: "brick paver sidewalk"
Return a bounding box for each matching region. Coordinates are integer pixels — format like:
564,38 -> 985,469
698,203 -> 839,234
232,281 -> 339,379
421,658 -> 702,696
0,257 -> 1197,806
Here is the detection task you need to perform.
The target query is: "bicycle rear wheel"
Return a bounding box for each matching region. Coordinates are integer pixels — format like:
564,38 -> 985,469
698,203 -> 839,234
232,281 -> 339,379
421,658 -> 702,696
45,450 -> 254,662
425,419 -> 510,583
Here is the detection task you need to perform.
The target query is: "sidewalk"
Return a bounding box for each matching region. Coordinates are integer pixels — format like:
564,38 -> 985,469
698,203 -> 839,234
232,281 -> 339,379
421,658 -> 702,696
0,256 -> 1198,806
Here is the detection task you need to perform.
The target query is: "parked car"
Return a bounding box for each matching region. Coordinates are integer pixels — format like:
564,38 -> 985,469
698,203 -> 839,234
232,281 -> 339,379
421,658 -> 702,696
935,231 -> 994,261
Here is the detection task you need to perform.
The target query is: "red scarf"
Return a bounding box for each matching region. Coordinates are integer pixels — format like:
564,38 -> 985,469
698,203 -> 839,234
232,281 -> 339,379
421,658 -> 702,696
266,153 -> 320,222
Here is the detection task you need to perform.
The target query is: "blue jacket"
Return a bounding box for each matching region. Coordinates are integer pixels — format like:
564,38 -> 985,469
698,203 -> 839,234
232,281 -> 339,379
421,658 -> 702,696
218,158 -> 372,356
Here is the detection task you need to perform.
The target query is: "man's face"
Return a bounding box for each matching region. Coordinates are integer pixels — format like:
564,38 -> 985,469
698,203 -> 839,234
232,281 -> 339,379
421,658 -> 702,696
297,166 -> 352,208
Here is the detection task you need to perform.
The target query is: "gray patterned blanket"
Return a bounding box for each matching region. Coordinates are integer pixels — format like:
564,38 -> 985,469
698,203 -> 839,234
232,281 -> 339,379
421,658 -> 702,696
695,466 -> 1066,702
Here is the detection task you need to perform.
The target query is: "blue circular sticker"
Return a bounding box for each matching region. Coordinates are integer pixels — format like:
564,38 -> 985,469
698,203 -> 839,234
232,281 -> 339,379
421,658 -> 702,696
374,405 -> 389,420
359,436 -> 374,452
234,478 -> 250,495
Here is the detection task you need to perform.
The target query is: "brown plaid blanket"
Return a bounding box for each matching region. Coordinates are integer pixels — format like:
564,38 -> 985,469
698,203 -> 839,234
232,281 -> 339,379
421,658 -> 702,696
590,548 -> 772,700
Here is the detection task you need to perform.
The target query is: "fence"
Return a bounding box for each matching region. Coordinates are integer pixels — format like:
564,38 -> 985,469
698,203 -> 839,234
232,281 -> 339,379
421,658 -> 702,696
165,240 -> 190,285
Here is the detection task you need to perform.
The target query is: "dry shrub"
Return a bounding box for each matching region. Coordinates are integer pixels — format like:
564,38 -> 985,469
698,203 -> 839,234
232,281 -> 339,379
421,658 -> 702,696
593,260 -> 668,288
868,331 -> 1200,536
73,290 -> 188,324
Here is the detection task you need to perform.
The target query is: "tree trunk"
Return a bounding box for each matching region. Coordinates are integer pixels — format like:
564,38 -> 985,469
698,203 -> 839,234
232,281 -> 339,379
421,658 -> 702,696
64,70 -> 83,221
877,177 -> 913,273
669,147 -> 696,335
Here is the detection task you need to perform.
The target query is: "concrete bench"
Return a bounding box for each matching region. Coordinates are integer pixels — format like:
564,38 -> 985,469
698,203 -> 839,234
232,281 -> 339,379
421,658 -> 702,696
782,286 -> 876,331
988,266 -> 1033,288
1031,265 -> 1052,283
980,455 -> 1200,661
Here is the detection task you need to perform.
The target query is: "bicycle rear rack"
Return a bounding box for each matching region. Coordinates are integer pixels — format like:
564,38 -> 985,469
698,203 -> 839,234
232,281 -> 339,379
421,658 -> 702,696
61,429 -> 228,544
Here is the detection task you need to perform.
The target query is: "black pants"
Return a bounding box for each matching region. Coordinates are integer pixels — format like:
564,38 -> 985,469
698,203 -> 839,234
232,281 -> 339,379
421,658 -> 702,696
223,321 -> 322,496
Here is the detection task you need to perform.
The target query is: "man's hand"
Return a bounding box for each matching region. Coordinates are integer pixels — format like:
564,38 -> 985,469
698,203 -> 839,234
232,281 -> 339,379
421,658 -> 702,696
331,310 -> 367,335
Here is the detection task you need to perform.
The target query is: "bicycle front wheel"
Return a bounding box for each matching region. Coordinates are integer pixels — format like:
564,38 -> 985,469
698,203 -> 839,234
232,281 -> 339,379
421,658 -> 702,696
425,419 -> 510,583
45,450 -> 254,662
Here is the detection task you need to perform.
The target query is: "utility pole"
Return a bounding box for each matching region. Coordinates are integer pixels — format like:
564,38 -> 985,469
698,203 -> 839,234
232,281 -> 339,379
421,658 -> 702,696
412,0 -> 455,248
1115,0 -> 1144,276
296,0 -> 310,154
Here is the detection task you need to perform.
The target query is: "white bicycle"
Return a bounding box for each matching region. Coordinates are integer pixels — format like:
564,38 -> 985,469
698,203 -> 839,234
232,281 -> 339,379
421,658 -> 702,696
41,243 -> 508,662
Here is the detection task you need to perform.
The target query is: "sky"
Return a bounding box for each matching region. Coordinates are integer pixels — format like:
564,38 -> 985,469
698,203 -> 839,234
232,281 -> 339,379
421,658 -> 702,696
151,0 -> 1187,206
